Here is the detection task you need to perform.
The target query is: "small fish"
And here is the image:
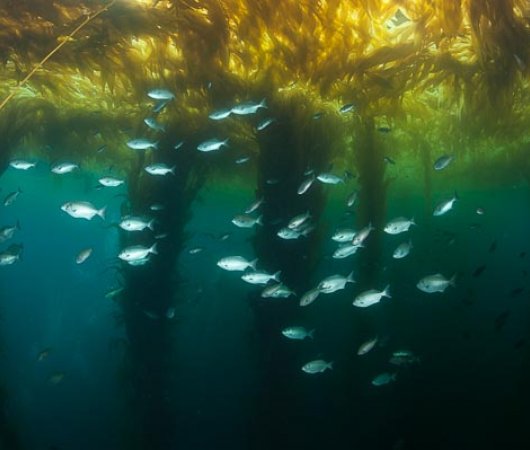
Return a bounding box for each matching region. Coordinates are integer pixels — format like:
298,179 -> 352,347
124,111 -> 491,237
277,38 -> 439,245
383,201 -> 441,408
3,188 -> 22,206
127,139 -> 158,150
0,221 -> 21,243
519,252 -> 527,258
231,99 -> 267,115
357,336 -> 378,355
393,240 -> 412,259
51,162 -> 79,174
245,197 -> 264,214
384,156 -> 396,165
197,138 -> 229,152
288,211 -> 311,230
434,155 -> 454,171
297,175 -> 316,195
346,191 -> 358,207
353,285 -> 391,308
495,311 -> 510,331
119,216 -> 156,232
332,244 -> 361,259
217,256 -> 257,272
332,229 -> 357,243
232,215 -> 262,228
105,286 -> 124,300
241,270 -> 281,285
312,112 -> 324,120
144,163 -> 176,176
173,141 -> 184,150
266,178 -> 279,185
317,173 -> 344,184
150,203 -> 165,211
144,117 -> 165,132
389,350 -> 420,366
9,160 -> 36,170
118,243 -> 158,262
96,145 -> 107,153
282,327 -> 314,340
152,99 -> 170,113
48,372 -> 65,385
339,103 -> 355,113
417,273 -> 456,293
302,359 -> 333,374
98,176 -> 124,187
318,272 -> 355,294
37,348 -> 51,362
166,307 -> 176,319
147,88 -> 175,100
352,223 -> 374,246
372,372 -> 397,386
377,126 -> 391,133
61,202 -> 106,220
433,193 -> 458,216
472,265 -> 486,277
489,240 -> 497,253
261,283 -> 295,298
256,118 -> 276,131
277,227 -> 307,240
209,109 -> 232,120
476,207 -> 485,215
0,244 -> 23,266
235,156 -> 250,165
75,248 -> 93,264
384,217 -> 415,235
188,247 -> 203,255
143,310 -> 160,320
299,288 -> 320,306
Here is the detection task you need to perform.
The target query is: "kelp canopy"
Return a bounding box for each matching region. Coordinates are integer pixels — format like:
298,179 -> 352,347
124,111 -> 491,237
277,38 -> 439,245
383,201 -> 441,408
0,0 -> 529,181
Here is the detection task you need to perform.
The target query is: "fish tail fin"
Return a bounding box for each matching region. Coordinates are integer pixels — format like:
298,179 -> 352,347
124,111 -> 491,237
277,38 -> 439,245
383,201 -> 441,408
18,187 -> 23,194
328,361 -> 334,370
260,98 -> 267,109
148,219 -> 156,231
250,258 -> 258,270
454,191 -> 459,201
411,217 -> 416,226
308,329 -> 315,339
98,206 -> 107,220
383,284 -> 391,298
273,270 -> 281,282
170,165 -> 176,175
223,138 -> 230,147
16,220 -> 21,230
150,243 -> 158,255
154,141 -> 160,150
347,271 -> 355,283
449,274 -> 457,287
256,215 -> 263,226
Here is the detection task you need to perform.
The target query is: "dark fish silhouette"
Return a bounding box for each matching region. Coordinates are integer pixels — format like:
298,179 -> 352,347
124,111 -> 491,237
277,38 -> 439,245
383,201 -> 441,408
384,156 -> 396,165
378,126 -> 391,133
489,240 -> 497,253
510,287 -> 524,298
473,265 -> 487,277
520,252 -> 527,258
495,311 -> 510,331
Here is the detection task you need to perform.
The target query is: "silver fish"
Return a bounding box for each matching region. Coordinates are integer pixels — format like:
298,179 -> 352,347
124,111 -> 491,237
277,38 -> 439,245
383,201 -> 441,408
389,350 -> 420,366
256,118 -> 276,131
119,216 -> 156,231
232,215 -> 262,228
245,197 -> 264,214
147,88 -> 175,100
384,217 -> 415,235
353,285 -> 391,308
417,273 -> 456,293
118,243 -> 158,262
51,162 -> 79,174
288,211 -> 311,230
317,173 -> 344,184
144,163 -> 175,176
9,160 -> 36,170
332,229 -> 357,243
352,223 -> 374,246
197,138 -> 229,152
61,201 -> 106,220
302,359 -> 333,374
393,240 -> 412,259
241,270 -> 280,285
346,190 -> 358,207
3,188 -> 22,207
332,244 -> 361,259
0,244 -> 23,266
209,109 -> 232,120
318,272 -> 355,294
261,283 -> 295,298
231,99 -> 267,115
299,288 -> 320,306
144,117 -> 165,132
282,327 -> 314,340
0,221 -> 20,243
127,139 -> 158,150
297,175 -> 315,195
357,337 -> 378,355
75,248 -> 93,264
433,193 -> 458,216
217,256 -> 257,272
434,155 -> 454,171
98,176 -> 124,187
339,103 -> 355,113
372,372 -> 397,386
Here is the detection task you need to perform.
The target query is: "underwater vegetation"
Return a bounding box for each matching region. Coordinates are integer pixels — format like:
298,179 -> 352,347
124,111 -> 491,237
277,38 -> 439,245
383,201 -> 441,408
0,0 -> 529,449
